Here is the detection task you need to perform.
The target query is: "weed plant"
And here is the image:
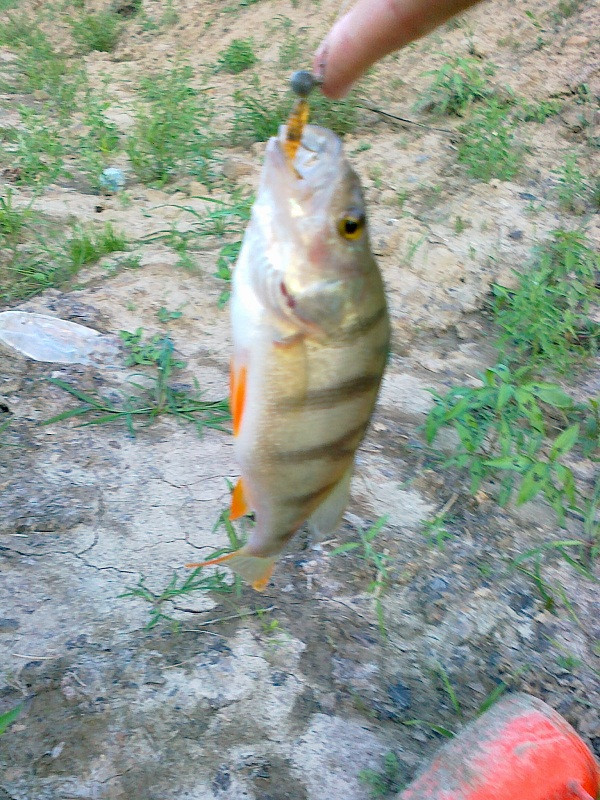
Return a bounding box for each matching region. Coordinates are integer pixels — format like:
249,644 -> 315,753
457,100 -> 522,181
76,92 -> 121,187
552,154 -> 594,213
121,569 -> 233,629
44,330 -> 231,436
67,224 -> 127,268
423,228 -> 599,601
126,65 -> 213,185
330,516 -> 390,637
359,752 -> 404,798
216,39 -> 257,73
418,54 -> 496,115
214,241 -> 241,308
70,11 -> 121,52
5,108 -> 65,187
493,230 -> 599,370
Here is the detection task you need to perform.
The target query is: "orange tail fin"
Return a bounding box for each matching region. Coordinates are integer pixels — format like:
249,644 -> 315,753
186,547 -> 276,592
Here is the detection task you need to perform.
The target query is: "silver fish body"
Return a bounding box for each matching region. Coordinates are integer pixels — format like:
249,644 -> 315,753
193,124 -> 389,590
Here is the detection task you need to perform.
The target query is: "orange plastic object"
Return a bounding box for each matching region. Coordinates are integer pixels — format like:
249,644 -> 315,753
400,693 -> 599,800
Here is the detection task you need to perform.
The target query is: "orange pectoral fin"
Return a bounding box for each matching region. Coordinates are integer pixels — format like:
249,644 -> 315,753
230,477 -> 250,520
230,363 -> 247,437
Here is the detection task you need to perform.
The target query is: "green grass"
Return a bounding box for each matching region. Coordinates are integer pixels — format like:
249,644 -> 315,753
418,54 -> 496,116
126,65 -> 214,185
516,98 -> 561,123
216,38 -> 257,73
359,752 -> 404,798
120,568 -> 233,629
44,330 -> 231,437
1,215 -> 127,305
424,364 -> 586,519
0,28 -> 86,116
423,228 -> 599,602
214,241 -> 241,308
0,189 -> 32,244
70,11 -> 121,52
330,516 -> 390,637
4,107 -> 65,187
553,154 -> 595,213
67,224 -> 128,269
457,100 -> 522,181
75,91 -> 121,188
493,229 -> 599,371
0,704 -> 23,736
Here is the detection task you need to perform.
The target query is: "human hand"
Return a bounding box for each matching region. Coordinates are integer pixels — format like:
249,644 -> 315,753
313,0 -> 483,99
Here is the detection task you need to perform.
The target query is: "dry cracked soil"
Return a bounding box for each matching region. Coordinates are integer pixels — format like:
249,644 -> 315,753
0,0 -> 599,798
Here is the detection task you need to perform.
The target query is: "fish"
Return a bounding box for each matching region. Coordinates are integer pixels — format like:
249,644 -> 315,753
187,122 -> 390,591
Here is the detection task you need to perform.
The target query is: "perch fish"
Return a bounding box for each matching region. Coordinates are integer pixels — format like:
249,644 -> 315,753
188,116 -> 389,590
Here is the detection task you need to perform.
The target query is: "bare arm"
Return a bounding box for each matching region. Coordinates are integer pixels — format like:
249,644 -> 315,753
313,0 -> 484,99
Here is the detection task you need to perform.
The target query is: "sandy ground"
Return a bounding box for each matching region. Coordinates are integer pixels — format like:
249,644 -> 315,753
1,0 -> 599,798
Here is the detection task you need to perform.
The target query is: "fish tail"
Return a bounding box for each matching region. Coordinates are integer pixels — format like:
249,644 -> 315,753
186,547 -> 276,592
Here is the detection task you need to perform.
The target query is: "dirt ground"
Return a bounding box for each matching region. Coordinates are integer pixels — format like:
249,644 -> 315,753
0,0 -> 599,798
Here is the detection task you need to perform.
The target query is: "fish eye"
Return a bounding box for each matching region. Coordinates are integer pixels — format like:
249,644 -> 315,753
337,213 -> 365,241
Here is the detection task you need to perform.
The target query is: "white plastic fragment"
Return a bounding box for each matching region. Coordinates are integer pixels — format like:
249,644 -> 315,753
0,310 -> 118,364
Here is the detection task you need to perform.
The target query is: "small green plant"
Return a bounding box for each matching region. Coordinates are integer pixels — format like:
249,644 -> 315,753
126,65 -> 214,185
421,512 -> 453,548
458,100 -> 522,181
330,516 -> 390,637
424,365 -> 584,516
0,704 -> 22,736
67,224 -> 127,269
493,230 -> 599,371
359,752 -> 404,798
216,38 -> 257,73
418,54 -> 496,115
157,307 -> 183,323
0,189 -> 32,244
44,332 -> 230,436
552,154 -> 593,213
5,107 -> 65,187
516,98 -> 561,122
71,11 -> 121,52
76,92 -> 121,187
121,568 -> 233,629
214,240 -> 241,308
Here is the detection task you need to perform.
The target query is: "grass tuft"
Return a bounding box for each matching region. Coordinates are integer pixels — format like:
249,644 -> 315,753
71,11 -> 121,52
216,38 -> 257,73
126,65 -> 214,185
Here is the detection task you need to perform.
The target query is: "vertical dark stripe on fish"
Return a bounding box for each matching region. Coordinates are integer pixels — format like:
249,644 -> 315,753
273,421 -> 368,463
284,478 -> 341,509
280,373 -> 382,410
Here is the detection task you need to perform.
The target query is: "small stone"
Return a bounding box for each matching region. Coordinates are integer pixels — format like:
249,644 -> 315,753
221,158 -> 253,181
508,229 -> 523,240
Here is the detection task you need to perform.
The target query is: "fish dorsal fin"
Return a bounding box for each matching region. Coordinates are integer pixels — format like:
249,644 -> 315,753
230,477 -> 251,520
186,547 -> 276,592
307,463 -> 353,537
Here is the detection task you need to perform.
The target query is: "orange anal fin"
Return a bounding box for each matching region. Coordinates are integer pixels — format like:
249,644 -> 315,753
186,548 -> 276,592
230,477 -> 250,520
230,363 -> 247,437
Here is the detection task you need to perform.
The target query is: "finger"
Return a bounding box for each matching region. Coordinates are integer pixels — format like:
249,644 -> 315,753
314,0 -> 482,99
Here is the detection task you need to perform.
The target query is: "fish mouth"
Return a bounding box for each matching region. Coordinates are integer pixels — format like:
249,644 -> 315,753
264,124 -> 343,191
